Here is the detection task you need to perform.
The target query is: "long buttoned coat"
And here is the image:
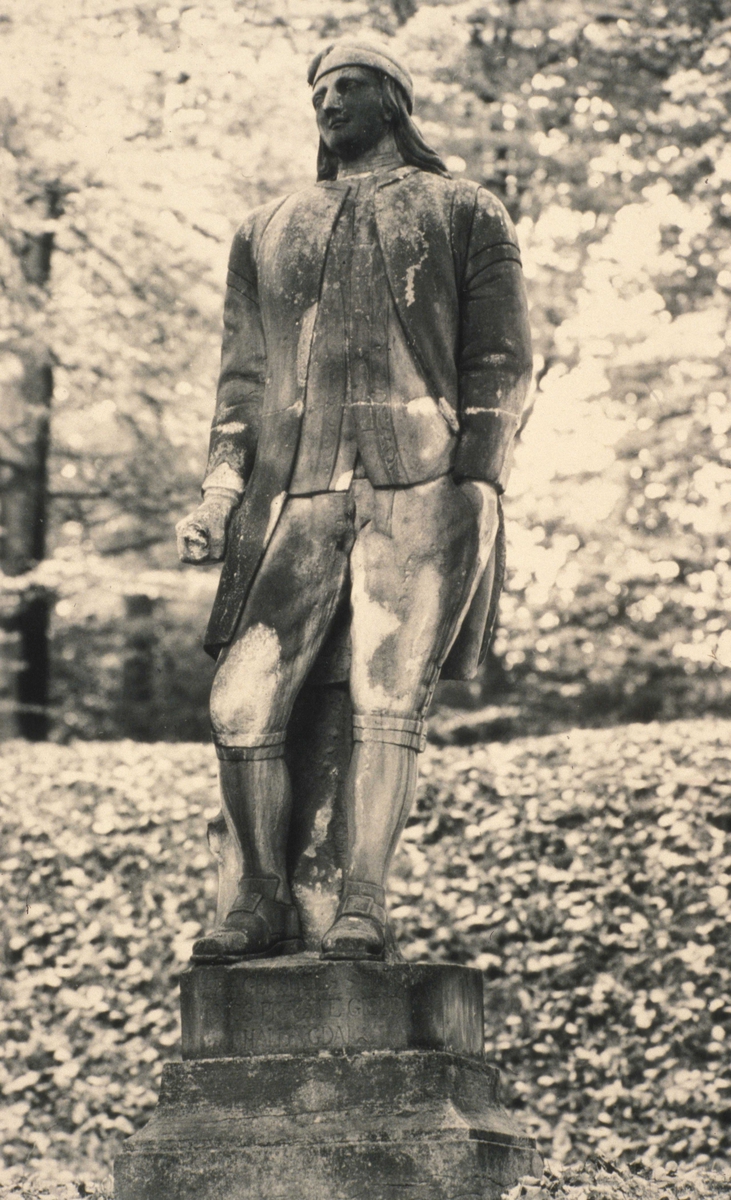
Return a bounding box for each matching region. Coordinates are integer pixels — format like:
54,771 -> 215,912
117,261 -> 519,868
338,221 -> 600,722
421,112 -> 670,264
202,166 -> 532,677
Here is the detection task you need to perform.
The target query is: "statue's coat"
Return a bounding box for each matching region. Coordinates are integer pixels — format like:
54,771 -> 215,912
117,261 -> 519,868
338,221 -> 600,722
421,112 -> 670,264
202,167 -> 533,677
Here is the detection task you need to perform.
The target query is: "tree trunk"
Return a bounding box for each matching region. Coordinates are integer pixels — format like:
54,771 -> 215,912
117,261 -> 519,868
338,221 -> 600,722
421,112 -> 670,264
0,343 -> 53,739
1,344 -> 51,572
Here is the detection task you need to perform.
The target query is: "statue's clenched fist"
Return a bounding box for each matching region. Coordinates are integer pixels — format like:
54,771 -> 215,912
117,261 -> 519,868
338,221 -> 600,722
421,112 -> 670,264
176,488 -> 240,564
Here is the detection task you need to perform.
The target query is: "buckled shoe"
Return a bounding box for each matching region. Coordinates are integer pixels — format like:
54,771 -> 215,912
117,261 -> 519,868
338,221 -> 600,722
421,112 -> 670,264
320,880 -> 387,961
192,877 -> 303,963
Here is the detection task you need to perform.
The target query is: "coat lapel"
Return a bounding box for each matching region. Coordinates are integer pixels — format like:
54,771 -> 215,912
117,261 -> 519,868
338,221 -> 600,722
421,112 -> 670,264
261,183 -> 349,315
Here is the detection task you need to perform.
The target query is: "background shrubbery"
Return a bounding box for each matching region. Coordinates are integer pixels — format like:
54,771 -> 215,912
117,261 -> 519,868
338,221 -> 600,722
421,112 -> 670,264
3,724 -> 731,1193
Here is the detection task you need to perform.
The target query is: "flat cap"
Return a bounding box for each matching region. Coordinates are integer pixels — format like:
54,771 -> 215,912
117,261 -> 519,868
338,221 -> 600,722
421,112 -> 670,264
308,40 -> 414,113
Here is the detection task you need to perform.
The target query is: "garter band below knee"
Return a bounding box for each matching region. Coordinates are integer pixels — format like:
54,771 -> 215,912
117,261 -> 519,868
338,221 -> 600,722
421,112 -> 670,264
352,713 -> 427,754
213,731 -> 287,761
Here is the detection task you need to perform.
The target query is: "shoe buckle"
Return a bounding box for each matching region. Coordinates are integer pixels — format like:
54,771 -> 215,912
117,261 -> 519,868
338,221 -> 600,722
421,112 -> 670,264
227,876 -> 280,916
228,893 -> 262,915
341,894 -> 386,925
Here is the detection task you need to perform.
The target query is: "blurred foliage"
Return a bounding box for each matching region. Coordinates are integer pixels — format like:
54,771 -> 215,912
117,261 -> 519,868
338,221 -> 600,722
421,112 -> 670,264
1,557 -> 217,740
4,725 -> 731,1178
2,0 -> 731,723
507,1159 -> 731,1199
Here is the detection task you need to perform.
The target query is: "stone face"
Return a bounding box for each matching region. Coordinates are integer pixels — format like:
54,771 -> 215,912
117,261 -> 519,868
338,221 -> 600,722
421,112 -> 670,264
116,961 -> 540,1199
179,957 -> 483,1059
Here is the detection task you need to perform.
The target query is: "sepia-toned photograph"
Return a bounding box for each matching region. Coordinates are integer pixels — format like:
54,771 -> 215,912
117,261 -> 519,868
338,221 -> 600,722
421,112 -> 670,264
2,2 -> 731,1197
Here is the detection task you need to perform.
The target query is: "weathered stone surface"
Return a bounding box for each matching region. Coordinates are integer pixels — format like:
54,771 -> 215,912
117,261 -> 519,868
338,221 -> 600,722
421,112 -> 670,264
116,961 -> 540,1199
115,1049 -> 540,1200
180,957 -> 483,1059
207,681 -> 353,951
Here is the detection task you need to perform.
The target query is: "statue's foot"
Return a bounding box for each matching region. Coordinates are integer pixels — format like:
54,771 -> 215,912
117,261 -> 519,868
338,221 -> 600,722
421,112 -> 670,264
192,877 -> 303,963
321,881 -> 387,961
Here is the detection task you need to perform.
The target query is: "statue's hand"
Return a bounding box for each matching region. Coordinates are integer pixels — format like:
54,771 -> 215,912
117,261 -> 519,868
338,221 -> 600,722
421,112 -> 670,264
175,488 -> 240,564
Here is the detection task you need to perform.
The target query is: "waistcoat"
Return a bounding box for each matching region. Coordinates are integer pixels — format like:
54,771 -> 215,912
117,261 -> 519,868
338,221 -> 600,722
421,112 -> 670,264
288,170 -> 455,493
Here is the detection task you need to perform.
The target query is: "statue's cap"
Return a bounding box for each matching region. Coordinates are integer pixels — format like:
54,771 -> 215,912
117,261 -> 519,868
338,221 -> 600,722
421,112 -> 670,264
308,40 -> 414,113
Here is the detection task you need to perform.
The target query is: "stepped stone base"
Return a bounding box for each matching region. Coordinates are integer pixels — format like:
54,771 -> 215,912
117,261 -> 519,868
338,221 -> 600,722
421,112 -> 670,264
115,959 -> 540,1199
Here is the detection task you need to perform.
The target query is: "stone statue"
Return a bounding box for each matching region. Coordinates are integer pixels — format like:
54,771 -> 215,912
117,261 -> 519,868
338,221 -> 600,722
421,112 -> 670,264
176,40 -> 532,965
120,48 -> 539,1194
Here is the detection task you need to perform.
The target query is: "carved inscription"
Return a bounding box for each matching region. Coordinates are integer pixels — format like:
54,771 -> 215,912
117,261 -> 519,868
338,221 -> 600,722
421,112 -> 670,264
229,975 -> 405,1055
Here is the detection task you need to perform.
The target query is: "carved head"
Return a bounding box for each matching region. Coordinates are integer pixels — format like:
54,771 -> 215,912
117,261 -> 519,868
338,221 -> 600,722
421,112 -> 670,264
307,40 -> 449,181
312,65 -> 396,164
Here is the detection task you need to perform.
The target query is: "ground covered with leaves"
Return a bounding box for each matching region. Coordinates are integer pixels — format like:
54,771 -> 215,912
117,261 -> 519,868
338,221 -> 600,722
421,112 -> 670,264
3,722 -> 731,1197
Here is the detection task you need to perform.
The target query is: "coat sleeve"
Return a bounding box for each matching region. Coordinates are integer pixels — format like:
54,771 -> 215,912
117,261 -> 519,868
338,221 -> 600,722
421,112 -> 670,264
202,217 -> 266,493
453,189 -> 533,492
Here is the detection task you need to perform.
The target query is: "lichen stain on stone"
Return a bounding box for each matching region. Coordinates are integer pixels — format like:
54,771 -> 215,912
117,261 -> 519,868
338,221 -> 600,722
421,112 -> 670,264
264,491 -> 287,546
406,396 -> 436,418
202,461 -> 245,491
352,580 -> 401,662
404,395 -> 453,463
404,247 -> 428,306
210,622 -> 283,737
310,801 -> 332,848
292,881 -> 340,945
437,396 -> 460,433
378,560 -> 443,706
296,302 -> 318,388
350,573 -> 401,710
218,421 -> 248,435
352,557 -> 444,711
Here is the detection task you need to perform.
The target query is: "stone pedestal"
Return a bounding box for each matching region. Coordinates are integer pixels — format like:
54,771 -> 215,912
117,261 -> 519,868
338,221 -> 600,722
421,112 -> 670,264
115,958 -> 540,1200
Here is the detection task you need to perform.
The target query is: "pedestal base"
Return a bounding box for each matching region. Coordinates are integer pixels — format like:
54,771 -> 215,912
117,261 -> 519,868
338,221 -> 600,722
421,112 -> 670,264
115,1049 -> 539,1200
115,961 -> 540,1199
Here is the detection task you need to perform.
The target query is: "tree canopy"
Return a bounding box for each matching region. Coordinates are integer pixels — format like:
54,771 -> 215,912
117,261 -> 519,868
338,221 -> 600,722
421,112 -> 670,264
2,0 -> 731,726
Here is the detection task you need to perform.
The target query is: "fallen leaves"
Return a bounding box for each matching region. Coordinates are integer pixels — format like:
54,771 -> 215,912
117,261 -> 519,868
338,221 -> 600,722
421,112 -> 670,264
507,1157 -> 731,1199
390,718 -> 731,1171
0,741 -> 220,1184
2,720 -> 731,1190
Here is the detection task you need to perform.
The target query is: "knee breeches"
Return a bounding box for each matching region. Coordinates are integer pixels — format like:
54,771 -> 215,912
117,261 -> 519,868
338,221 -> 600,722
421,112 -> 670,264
209,474 -> 490,756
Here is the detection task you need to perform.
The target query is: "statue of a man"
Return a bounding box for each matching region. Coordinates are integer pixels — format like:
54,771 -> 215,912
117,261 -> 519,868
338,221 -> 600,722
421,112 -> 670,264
176,41 -> 532,964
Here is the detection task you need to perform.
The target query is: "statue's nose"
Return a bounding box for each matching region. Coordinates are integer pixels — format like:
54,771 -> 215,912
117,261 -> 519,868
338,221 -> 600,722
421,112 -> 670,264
322,89 -> 343,116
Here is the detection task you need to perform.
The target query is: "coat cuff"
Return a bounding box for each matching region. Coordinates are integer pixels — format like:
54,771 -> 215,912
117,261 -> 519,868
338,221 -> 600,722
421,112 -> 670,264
202,462 -> 245,496
453,409 -> 521,492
